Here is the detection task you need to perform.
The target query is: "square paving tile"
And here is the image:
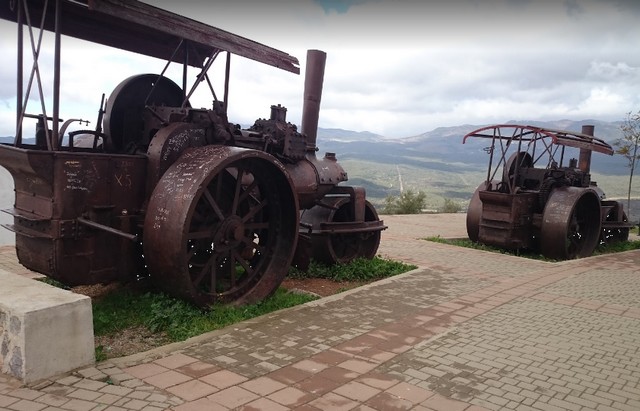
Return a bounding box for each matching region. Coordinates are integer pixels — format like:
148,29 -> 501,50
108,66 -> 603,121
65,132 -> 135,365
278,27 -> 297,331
144,370 -> 192,389
207,386 -> 259,409
333,381 -> 381,402
124,363 -> 168,380
176,361 -> 220,378
240,376 -> 287,396
200,370 -> 248,389
167,379 -> 219,401
154,353 -> 198,369
268,386 -> 317,407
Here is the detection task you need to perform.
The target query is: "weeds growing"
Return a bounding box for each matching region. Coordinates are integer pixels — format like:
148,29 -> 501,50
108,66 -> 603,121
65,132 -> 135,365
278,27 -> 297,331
288,256 -> 416,282
425,235 -> 640,260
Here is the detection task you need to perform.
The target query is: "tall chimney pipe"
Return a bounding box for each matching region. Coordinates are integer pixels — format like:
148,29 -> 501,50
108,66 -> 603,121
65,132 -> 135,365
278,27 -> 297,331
579,125 -> 594,173
300,50 -> 326,151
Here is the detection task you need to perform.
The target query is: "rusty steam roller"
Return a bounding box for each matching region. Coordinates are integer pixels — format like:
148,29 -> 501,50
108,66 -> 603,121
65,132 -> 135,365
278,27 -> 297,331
0,0 -> 385,307
464,124 -> 632,260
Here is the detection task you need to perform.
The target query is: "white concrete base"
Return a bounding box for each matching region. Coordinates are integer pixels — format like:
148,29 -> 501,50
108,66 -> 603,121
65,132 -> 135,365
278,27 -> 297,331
0,269 -> 94,383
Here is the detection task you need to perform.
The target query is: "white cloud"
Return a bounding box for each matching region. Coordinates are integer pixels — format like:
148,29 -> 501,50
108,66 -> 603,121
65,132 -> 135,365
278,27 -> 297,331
0,0 -> 639,138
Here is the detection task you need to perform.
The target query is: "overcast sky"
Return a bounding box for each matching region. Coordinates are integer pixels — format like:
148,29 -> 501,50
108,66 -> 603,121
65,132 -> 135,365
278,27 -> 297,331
1,0 -> 639,138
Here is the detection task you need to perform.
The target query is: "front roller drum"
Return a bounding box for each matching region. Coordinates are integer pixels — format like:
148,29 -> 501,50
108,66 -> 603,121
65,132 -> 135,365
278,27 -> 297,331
301,196 -> 382,265
540,187 -> 601,260
143,145 -> 299,307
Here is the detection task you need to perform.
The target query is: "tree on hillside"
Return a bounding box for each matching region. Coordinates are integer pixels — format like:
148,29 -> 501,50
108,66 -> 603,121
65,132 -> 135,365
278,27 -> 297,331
383,190 -> 427,214
613,110 -> 640,212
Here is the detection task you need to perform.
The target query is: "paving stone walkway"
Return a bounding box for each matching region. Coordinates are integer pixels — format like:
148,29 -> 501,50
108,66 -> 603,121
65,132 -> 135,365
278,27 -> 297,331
1,213 -> 639,411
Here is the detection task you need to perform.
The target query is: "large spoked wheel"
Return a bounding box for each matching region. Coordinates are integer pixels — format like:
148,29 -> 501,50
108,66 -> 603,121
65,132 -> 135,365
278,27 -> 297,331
540,187 -> 601,260
301,197 -> 381,265
144,146 -> 298,307
466,180 -> 495,242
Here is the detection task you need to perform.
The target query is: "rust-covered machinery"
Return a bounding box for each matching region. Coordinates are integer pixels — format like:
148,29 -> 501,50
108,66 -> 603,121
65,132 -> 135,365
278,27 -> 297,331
464,124 -> 632,260
0,0 -> 385,307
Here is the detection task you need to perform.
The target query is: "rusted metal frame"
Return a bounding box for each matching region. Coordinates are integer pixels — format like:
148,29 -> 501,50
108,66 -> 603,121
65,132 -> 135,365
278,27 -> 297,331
508,127 -> 525,193
531,132 -> 537,166
185,43 -> 222,106
543,127 -> 612,154
204,71 -> 219,105
183,49 -> 220,108
87,0 -> 299,74
15,0 -> 23,144
463,125 -> 559,144
489,129 -> 512,184
19,0 -> 53,150
182,38 -> 188,103
468,125 -> 613,156
224,52 -> 231,113
52,0 -> 60,149
314,220 -> 386,235
76,217 -> 138,241
547,144 -> 562,168
484,133 -> 497,185
530,132 -> 553,165
144,38 -> 184,106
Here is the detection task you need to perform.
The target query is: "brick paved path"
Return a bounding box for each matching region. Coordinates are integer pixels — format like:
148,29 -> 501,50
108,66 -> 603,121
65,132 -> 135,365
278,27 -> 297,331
1,213 -> 639,411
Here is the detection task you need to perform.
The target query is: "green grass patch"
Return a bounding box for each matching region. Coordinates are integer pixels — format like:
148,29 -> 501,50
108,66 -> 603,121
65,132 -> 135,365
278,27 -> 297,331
93,287 -> 316,342
288,256 -> 417,282
425,235 -> 640,260
595,238 -> 640,254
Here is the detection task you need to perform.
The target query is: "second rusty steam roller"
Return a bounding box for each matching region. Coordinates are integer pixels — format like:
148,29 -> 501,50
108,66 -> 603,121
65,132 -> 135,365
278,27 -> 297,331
464,124 -> 632,260
0,0 -> 386,307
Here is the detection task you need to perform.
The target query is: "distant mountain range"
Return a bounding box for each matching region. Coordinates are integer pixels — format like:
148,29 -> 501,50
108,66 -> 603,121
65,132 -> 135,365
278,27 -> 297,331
314,119 -> 628,176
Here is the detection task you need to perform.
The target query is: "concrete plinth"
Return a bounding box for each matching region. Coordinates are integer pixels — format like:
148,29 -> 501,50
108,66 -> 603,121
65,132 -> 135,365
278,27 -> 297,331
0,269 -> 94,383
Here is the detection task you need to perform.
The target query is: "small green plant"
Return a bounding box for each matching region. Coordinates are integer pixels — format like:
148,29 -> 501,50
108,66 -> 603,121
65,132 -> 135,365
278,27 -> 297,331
289,256 -> 416,282
37,277 -> 70,290
383,190 -> 427,214
440,198 -> 462,213
95,345 -> 107,362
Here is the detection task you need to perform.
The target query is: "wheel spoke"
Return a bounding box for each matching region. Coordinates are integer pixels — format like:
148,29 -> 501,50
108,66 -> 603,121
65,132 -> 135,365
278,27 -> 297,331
238,178 -> 259,204
244,222 -> 269,230
187,228 -> 215,240
231,168 -> 244,216
192,254 -> 216,288
234,250 -> 254,280
203,187 -> 225,221
242,200 -> 268,223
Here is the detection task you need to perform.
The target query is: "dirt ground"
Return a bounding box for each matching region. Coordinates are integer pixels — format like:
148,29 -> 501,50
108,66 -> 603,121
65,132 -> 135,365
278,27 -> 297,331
74,277 -> 360,359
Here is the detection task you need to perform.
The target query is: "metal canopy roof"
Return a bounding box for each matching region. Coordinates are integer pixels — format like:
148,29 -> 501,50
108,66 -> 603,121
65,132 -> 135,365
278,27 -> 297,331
463,124 -> 614,156
0,0 -> 300,74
